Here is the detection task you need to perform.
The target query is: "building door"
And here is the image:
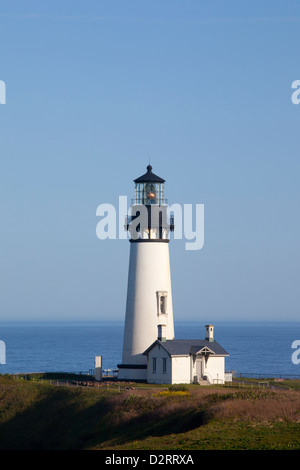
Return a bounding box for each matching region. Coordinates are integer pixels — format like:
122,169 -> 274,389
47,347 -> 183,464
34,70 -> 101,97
195,356 -> 202,379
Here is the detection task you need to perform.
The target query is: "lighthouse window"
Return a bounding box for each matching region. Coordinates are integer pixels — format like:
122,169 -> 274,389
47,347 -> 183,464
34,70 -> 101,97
152,357 -> 157,374
157,291 -> 168,316
144,183 -> 157,205
160,296 -> 166,314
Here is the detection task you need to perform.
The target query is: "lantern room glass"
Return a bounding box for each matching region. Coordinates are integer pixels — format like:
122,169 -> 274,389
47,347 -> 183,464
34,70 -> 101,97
134,182 -> 165,205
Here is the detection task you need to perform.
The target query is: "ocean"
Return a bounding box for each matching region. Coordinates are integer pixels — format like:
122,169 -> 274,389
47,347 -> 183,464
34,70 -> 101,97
0,321 -> 300,379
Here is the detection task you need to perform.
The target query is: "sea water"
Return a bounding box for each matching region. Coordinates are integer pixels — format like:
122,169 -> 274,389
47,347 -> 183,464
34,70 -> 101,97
0,321 -> 299,379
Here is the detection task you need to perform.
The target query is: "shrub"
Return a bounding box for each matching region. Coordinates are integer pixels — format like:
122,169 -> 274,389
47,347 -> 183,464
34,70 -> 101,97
155,390 -> 190,398
168,384 -> 189,392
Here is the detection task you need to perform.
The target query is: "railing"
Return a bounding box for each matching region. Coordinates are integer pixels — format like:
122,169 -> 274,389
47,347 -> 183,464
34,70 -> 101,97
124,215 -> 174,233
131,198 -> 168,206
237,372 -> 300,380
89,368 -> 118,378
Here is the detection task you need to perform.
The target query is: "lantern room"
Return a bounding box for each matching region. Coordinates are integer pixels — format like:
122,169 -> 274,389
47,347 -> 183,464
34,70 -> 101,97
134,165 -> 166,205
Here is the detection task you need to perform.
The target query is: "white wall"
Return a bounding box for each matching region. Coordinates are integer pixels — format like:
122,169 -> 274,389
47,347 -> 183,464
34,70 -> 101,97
170,356 -> 191,384
118,367 -> 147,382
145,347 -> 227,385
121,241 -> 174,368
170,354 -> 226,385
146,343 -> 171,384
203,356 -> 226,384
146,345 -> 195,385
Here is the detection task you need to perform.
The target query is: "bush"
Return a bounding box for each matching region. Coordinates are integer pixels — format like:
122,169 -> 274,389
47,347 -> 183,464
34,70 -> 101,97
168,384 -> 188,392
155,390 -> 190,398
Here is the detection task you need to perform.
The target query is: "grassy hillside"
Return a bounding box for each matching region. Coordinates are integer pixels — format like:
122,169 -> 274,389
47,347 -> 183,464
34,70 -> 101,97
0,375 -> 299,450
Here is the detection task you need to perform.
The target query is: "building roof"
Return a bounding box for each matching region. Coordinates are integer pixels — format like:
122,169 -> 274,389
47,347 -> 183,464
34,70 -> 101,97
134,165 -> 165,184
143,339 -> 229,357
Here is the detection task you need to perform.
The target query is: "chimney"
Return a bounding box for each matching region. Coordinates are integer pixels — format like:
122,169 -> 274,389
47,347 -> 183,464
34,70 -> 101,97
158,324 -> 167,342
205,324 -> 214,342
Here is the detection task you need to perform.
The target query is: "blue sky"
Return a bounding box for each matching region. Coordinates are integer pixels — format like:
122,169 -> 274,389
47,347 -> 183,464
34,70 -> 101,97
0,0 -> 299,322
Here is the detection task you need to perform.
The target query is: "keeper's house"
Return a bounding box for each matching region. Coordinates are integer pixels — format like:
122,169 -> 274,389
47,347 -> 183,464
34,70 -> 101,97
143,324 -> 229,385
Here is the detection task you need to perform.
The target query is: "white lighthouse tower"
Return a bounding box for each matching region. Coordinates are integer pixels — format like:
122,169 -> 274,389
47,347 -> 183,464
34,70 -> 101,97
118,165 -> 175,381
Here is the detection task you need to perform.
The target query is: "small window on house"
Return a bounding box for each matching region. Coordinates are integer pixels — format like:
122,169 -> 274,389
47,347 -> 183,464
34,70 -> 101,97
163,357 -> 167,374
152,357 -> 157,374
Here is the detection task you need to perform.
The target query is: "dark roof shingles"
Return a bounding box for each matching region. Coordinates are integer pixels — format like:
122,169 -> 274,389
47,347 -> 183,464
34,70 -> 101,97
134,165 -> 165,184
144,339 -> 229,356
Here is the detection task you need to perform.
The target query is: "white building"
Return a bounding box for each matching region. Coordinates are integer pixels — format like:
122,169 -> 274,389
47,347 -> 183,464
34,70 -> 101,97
116,166 -> 229,384
143,325 -> 229,385
118,165 -> 175,381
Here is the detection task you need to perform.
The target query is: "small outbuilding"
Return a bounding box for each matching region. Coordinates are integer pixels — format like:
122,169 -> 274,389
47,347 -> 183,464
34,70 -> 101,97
143,324 -> 229,385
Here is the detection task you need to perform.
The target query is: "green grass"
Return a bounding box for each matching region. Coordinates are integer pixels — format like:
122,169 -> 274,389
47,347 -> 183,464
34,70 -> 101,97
235,377 -> 300,391
112,422 -> 300,450
0,374 -> 299,450
11,372 -> 94,382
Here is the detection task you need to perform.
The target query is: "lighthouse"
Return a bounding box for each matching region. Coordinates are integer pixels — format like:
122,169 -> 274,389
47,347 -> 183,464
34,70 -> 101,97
118,165 -> 175,381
